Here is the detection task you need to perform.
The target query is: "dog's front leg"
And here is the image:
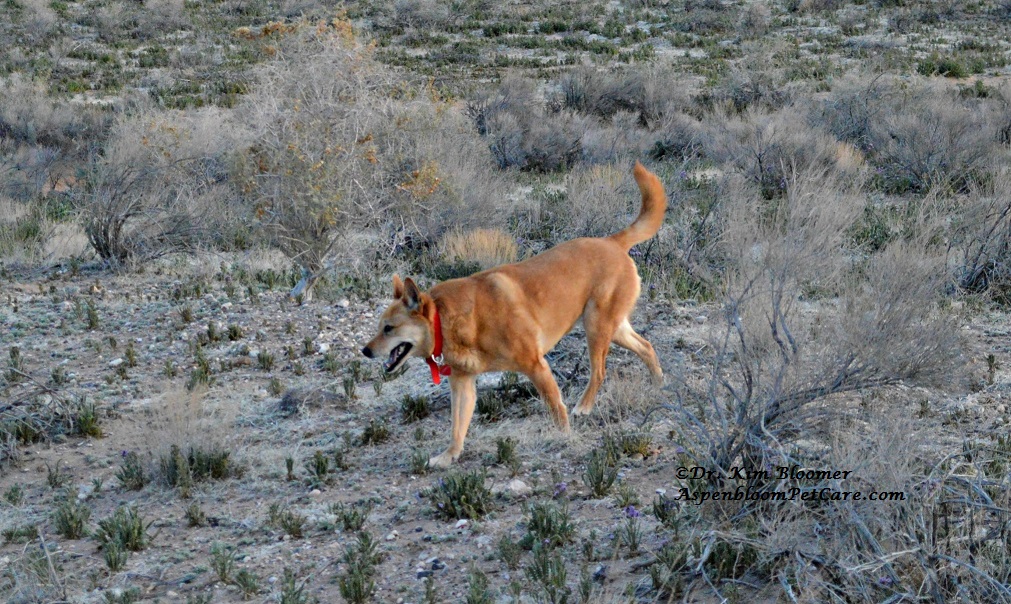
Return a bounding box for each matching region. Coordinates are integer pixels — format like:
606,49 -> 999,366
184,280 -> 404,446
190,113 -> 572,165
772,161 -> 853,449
428,373 -> 477,469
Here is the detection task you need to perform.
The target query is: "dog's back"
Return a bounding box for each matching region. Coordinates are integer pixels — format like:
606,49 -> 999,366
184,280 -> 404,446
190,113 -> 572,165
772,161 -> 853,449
430,161 -> 667,365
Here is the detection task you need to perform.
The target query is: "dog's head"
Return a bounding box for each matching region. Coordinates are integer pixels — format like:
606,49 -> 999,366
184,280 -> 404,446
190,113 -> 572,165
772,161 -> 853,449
360,275 -> 434,373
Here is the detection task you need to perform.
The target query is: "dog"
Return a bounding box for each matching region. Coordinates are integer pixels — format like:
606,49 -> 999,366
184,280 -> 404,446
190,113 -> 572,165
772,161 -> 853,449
361,162 -> 666,468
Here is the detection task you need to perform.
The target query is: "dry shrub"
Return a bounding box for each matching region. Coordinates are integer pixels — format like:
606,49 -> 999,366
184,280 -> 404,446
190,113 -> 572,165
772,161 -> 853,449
15,0 -> 58,41
751,410 -> 1010,602
649,111 -> 706,163
579,110 -> 653,165
553,164 -> 637,240
75,107 -> 245,265
556,65 -> 647,120
468,74 -> 587,172
819,75 -> 1005,194
658,167 -> 976,600
439,228 -> 517,270
950,172 -> 1011,304
0,195 -> 63,266
816,73 -> 894,150
237,19 -> 504,297
670,167 -> 960,472
704,106 -> 860,200
738,1 -> 772,38
0,74 -> 108,153
697,63 -> 792,114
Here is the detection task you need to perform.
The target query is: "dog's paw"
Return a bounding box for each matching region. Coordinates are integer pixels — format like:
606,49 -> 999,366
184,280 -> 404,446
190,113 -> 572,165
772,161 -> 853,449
428,451 -> 456,469
571,404 -> 592,416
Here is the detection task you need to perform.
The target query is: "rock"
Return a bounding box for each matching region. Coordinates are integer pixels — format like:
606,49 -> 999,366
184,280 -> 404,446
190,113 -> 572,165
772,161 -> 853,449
386,531 -> 399,541
337,299 -> 350,308
695,315 -> 706,324
416,570 -> 433,579
454,519 -> 468,530
309,489 -> 322,498
108,358 -> 124,367
318,342 -> 330,353
493,478 -> 532,497
430,559 -> 446,571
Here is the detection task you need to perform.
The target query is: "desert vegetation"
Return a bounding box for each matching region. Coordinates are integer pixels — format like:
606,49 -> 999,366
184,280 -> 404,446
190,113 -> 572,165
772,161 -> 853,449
2,0 -> 1011,602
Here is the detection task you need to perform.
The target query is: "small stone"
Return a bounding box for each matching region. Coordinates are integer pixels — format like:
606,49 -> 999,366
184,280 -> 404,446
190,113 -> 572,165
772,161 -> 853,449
309,489 -> 322,497
431,559 -> 446,571
108,358 -> 124,367
385,531 -> 399,541
166,591 -> 178,598
454,519 -> 468,530
507,478 -> 532,496
695,315 -> 706,324
337,299 -> 350,308
268,576 -> 278,584
416,570 -> 433,579
318,343 -> 330,353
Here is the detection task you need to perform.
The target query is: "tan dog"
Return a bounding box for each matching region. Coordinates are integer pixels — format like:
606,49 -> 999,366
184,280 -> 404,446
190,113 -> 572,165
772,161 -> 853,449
362,162 -> 666,467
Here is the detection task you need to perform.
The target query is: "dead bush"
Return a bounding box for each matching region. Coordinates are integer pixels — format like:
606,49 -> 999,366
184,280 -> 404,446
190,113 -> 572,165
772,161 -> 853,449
703,106 -> 858,200
0,74 -> 109,153
0,196 -> 54,266
741,412 -> 1011,602
950,173 -> 1011,304
697,64 -> 791,114
669,168 -> 960,475
553,164 -> 638,240
738,2 -> 772,38
579,111 -> 653,165
820,76 -> 1004,194
468,73 -> 587,172
237,19 -> 505,298
867,92 -> 996,194
75,107 -> 244,265
556,65 -> 647,121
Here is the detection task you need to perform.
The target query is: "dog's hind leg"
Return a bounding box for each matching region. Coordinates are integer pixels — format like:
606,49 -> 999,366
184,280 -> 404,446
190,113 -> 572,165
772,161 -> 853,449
612,319 -> 663,384
525,358 -> 570,434
572,303 -> 619,416
429,373 -> 478,468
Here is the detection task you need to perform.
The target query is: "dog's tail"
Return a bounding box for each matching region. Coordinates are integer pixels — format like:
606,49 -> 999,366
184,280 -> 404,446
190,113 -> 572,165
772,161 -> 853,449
609,161 -> 667,251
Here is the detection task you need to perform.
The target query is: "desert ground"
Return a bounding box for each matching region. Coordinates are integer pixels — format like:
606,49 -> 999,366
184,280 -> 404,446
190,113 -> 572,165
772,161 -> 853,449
2,1 -> 1011,603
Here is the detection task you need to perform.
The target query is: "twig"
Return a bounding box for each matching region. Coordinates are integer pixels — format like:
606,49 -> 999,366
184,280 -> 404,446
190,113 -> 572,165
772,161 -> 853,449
36,527 -> 66,601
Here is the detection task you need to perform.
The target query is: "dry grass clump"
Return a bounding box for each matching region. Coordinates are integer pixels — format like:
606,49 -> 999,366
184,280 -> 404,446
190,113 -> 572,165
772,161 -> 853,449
439,228 -> 518,270
236,18 -> 505,297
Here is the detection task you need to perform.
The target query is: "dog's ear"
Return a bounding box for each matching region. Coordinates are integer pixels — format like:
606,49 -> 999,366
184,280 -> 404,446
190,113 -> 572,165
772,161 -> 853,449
392,275 -> 404,300
403,277 -> 421,311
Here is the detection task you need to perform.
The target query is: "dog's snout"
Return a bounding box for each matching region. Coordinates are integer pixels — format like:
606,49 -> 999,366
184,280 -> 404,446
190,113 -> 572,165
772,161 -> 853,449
361,346 -> 373,359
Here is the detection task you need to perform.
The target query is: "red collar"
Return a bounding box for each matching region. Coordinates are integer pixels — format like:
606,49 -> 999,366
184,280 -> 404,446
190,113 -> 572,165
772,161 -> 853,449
425,305 -> 451,385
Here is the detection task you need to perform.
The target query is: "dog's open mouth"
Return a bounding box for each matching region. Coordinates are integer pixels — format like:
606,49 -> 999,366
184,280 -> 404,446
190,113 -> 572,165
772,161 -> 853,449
384,342 -> 413,372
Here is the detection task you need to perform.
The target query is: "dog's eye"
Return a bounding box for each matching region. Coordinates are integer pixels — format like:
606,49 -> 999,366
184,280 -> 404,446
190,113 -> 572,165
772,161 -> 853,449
383,325 -> 394,334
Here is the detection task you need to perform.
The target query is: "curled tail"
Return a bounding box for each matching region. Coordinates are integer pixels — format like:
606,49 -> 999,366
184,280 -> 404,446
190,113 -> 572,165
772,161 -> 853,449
609,161 -> 667,251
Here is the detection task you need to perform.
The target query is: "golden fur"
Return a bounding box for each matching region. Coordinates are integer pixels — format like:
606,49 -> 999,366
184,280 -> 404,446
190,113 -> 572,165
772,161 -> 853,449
362,162 -> 667,467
